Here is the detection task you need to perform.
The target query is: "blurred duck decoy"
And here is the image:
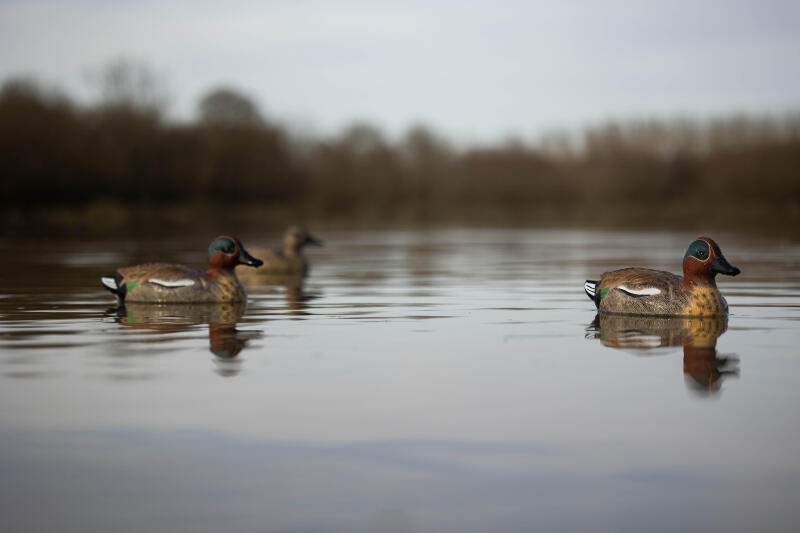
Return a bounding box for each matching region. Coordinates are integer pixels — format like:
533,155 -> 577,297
584,237 -> 740,316
101,235 -> 263,303
247,226 -> 323,276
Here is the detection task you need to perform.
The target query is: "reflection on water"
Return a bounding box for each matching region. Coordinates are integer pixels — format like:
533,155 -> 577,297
587,314 -> 739,395
1,229 -> 799,533
108,302 -> 258,377
239,273 -> 322,317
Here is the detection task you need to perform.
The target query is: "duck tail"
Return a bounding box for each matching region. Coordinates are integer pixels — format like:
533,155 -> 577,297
584,280 -> 599,305
101,273 -> 127,301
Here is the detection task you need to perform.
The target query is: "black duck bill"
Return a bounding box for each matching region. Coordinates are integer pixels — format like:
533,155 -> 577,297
711,253 -> 740,276
238,246 -> 264,267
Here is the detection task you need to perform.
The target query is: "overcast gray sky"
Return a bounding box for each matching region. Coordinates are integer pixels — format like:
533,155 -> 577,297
1,0 -> 798,141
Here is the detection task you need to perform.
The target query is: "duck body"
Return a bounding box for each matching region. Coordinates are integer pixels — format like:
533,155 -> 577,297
108,263 -> 247,303
247,226 -> 323,277
252,248 -> 309,276
584,237 -> 740,317
101,236 -> 263,304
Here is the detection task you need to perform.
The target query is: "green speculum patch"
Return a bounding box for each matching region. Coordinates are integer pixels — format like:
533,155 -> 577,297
126,281 -> 140,292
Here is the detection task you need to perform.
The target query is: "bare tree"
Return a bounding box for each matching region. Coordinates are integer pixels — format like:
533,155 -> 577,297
339,122 -> 385,155
197,86 -> 264,126
86,58 -> 168,115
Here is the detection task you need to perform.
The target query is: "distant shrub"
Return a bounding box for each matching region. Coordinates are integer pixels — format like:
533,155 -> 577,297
1,76 -> 799,231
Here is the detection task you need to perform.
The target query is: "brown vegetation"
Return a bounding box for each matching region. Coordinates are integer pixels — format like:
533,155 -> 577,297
1,77 -> 799,236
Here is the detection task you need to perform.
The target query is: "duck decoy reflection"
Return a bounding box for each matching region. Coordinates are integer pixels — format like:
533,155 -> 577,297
256,277 -> 321,315
107,302 -> 259,376
587,313 -> 739,395
584,237 -> 740,316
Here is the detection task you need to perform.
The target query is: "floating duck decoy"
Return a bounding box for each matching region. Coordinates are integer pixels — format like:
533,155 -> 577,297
101,235 -> 263,303
584,237 -> 740,316
246,226 -> 323,276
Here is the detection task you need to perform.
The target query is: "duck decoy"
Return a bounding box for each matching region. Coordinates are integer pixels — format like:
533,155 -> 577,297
101,235 -> 263,303
246,226 -> 323,276
584,237 -> 740,316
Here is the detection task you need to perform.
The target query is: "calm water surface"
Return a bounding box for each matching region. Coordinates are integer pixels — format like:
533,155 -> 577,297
1,229 -> 799,532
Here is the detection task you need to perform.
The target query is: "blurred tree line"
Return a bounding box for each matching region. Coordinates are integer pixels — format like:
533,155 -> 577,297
2,63 -> 799,235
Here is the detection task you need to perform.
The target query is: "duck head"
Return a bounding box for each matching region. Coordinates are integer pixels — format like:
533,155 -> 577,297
283,226 -> 324,256
682,237 -> 740,285
208,236 -> 263,271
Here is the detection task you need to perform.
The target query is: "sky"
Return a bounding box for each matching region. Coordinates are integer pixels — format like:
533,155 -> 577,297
1,0 -> 799,142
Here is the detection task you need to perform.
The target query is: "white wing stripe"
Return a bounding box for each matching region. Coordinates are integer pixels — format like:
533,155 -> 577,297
148,278 -> 196,288
618,285 -> 660,296
584,281 -> 596,296
101,276 -> 118,290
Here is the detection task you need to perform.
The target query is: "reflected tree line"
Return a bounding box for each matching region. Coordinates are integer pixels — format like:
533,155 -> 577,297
2,61 -> 799,234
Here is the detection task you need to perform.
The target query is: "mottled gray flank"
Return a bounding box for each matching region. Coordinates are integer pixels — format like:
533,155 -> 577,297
595,268 -> 728,316
116,263 -> 248,303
